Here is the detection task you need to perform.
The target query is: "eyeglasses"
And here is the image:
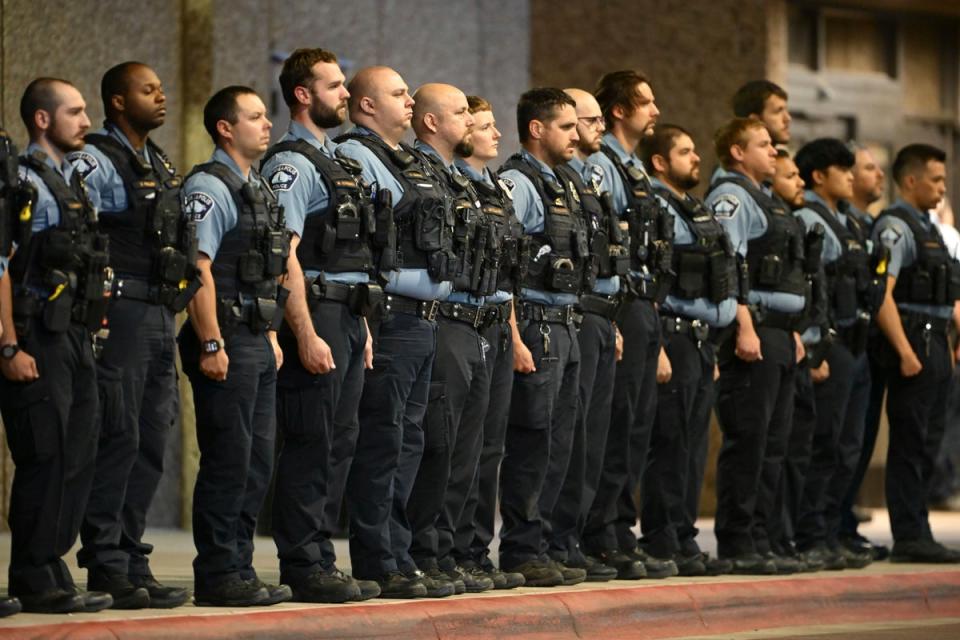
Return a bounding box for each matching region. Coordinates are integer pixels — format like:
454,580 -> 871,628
578,116 -> 604,128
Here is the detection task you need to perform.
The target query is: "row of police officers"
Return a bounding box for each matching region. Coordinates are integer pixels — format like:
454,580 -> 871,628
0,50 -> 956,615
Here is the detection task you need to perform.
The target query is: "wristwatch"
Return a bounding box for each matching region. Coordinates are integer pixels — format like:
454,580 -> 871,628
201,338 -> 225,354
0,344 -> 19,360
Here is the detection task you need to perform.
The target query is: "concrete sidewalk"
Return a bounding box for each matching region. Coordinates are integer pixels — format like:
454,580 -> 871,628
0,510 -> 957,638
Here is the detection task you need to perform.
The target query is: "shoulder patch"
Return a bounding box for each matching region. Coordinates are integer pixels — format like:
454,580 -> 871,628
879,225 -> 904,247
711,193 -> 741,219
184,192 -> 215,222
588,164 -> 605,192
70,151 -> 99,179
499,177 -> 515,199
268,163 -> 299,192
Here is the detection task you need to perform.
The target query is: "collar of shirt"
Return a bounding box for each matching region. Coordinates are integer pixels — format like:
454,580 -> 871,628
519,148 -> 557,181
601,132 -> 643,169
803,189 -> 840,215
26,141 -> 74,181
414,139 -> 458,173
455,159 -> 490,185
212,147 -> 254,181
104,121 -> 150,161
286,120 -> 335,156
567,155 -> 588,181
347,125 -> 399,150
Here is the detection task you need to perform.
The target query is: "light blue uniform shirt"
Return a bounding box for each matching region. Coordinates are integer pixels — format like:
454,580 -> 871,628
588,132 -> 651,284
499,149 -> 579,307
182,148 -> 260,260
68,123 -> 150,213
455,160 -> 514,305
873,199 -> 954,320
705,169 -> 806,314
336,126 -> 452,301
652,178 -> 736,328
261,121 -> 367,285
567,155 -> 619,296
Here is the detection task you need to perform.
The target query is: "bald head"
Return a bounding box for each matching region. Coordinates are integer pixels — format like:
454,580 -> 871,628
346,66 -> 414,146
565,87 -> 604,155
410,82 -> 474,163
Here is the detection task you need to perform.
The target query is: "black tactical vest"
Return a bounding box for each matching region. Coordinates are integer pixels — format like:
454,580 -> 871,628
334,132 -> 456,282
12,151 -> 110,333
0,129 -> 32,256
499,153 -> 591,295
654,184 -> 737,304
709,173 -> 808,297
597,144 -> 673,283
417,148 -> 498,296
261,139 -> 375,276
467,168 -> 529,294
187,162 -> 289,301
879,204 -> 960,306
802,199 -> 883,321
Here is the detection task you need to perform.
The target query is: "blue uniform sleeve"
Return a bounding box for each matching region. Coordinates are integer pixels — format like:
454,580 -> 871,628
586,151 -> 627,214
182,172 -> 236,259
262,151 -> 323,238
705,182 -> 753,258
498,169 -> 543,233
336,140 -> 404,204
872,216 -> 913,279
68,145 -> 125,212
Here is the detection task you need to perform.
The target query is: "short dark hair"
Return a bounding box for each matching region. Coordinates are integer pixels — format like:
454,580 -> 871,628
639,123 -> 691,174
794,137 -> 855,186
203,85 -> 258,144
714,117 -> 767,169
732,80 -> 787,118
891,143 -> 947,186
278,48 -> 338,108
101,61 -> 148,117
595,69 -> 650,129
516,88 -> 575,143
467,95 -> 492,114
20,77 -> 73,135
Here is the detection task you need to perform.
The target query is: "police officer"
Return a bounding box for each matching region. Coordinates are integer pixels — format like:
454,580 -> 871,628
259,48 -> 380,603
732,80 -> 791,146
546,88 -> 623,582
496,88 -> 587,587
793,139 -> 882,571
0,78 -> 112,613
336,67 -> 453,599
583,70 -> 676,580
639,124 -> 738,576
403,83 -> 499,595
180,85 -> 292,606
840,143 -> 891,561
450,96 -> 526,590
771,149 -> 824,572
705,117 -> 810,574
872,144 -> 960,563
0,126 -> 27,617
71,62 -> 193,609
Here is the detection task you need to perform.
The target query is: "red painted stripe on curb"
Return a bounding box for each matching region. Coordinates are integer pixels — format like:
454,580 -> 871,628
2,571 -> 959,639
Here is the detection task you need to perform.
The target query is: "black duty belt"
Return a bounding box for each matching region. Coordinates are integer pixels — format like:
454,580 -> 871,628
383,293 -> 440,321
113,278 -> 162,305
626,272 -> 656,301
661,314 -> 710,344
309,278 -> 352,303
749,305 -> 797,332
308,276 -> 384,318
900,310 -> 950,335
438,301 -> 486,328
578,294 -> 619,320
517,301 -> 580,325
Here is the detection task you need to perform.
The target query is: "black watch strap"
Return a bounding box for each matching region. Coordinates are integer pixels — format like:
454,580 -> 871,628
1,344 -> 20,360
